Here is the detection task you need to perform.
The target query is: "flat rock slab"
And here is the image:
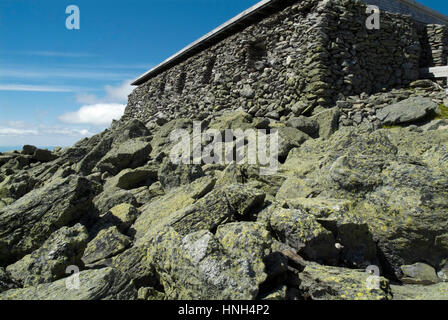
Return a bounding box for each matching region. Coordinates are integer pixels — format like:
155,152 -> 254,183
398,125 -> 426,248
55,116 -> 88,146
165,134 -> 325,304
377,97 -> 440,125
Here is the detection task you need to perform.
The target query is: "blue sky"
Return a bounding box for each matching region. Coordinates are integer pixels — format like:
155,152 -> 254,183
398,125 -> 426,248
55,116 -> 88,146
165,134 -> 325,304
0,0 -> 447,147
0,0 -> 260,147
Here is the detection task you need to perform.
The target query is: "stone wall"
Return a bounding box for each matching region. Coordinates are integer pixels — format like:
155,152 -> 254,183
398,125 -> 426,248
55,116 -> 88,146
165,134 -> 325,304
359,0 -> 448,25
419,24 -> 448,67
124,0 -> 427,123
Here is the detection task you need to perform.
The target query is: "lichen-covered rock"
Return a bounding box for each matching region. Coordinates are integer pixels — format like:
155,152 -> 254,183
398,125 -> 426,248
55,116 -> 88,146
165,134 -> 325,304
400,263 -> 439,285
299,263 -> 392,300
267,207 -> 338,265
276,127 -> 310,160
158,158 -> 204,190
93,186 -> 138,215
94,138 -> 152,175
107,203 -> 139,233
104,167 -> 157,190
150,228 -> 266,299
281,127 -> 448,275
215,222 -> 273,260
0,175 -> 100,265
0,268 -> 16,293
82,226 -> 131,265
208,110 -> 254,131
111,243 -> 157,288
377,97 -> 441,125
6,224 -> 89,287
391,283 -> 448,300
133,176 -> 216,241
0,268 -> 137,300
311,106 -> 340,139
286,116 -> 319,138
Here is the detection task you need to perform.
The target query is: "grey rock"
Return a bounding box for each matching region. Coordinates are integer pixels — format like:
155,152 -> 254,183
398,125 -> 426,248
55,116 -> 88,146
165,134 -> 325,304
377,97 -> 441,125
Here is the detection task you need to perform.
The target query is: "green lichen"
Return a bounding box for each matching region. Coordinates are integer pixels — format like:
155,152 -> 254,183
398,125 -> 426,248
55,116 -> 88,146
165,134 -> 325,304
435,104 -> 448,120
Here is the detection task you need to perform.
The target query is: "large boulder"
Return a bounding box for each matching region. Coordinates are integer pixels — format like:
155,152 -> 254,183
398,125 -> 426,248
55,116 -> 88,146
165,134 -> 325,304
281,127 -> 448,276
158,158 -> 204,190
94,138 -> 152,175
377,97 -> 441,125
149,228 -> 267,299
299,263 -> 392,300
266,207 -> 338,265
82,226 -> 131,265
0,175 -> 100,265
6,224 -> 89,287
391,283 -> 448,300
0,268 -> 137,300
133,176 -> 216,241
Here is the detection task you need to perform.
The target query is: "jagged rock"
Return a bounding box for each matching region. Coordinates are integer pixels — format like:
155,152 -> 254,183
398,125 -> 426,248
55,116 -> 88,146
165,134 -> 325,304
6,224 -> 89,287
377,97 -> 441,125
311,106 -> 340,139
158,158 -> 204,190
105,167 -> 157,190
215,222 -> 273,260
150,118 -> 193,158
391,283 -> 448,300
137,181 -> 265,243
276,127 -> 310,160
299,263 -> 392,300
108,203 -> 139,233
215,163 -> 245,186
133,176 -> 216,241
93,187 -> 137,214
0,268 -> 16,293
267,207 -> 338,265
0,175 -> 100,266
400,263 -> 439,285
111,243 -> 157,288
94,138 -> 152,175
286,116 -> 319,137
32,149 -> 57,163
22,145 -> 37,155
150,228 -> 266,299
74,119 -> 150,175
137,287 -> 165,300
208,110 -> 254,131
82,226 -> 131,265
0,268 -> 137,300
281,127 -> 448,276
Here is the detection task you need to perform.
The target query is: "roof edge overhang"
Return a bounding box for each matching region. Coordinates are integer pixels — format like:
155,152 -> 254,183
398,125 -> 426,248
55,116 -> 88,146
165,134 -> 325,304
131,0 -> 290,86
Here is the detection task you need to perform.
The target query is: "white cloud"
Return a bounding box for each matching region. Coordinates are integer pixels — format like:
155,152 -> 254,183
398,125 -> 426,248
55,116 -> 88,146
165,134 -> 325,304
58,104 -> 126,126
105,80 -> 134,103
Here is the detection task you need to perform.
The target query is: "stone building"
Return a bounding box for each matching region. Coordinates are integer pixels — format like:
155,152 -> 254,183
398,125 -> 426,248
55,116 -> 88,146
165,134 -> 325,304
124,0 -> 448,123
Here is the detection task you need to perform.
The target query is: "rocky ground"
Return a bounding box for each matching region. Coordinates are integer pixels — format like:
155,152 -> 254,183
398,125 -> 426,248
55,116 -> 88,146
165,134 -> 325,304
0,80 -> 448,300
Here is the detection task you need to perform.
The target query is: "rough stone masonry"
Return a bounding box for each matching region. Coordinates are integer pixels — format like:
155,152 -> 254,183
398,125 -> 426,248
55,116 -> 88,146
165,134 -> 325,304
123,0 -> 447,124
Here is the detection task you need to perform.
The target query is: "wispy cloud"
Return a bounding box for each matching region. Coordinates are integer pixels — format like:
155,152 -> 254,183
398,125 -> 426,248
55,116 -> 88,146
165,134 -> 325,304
16,51 -> 97,58
0,123 -> 93,137
0,84 -> 77,92
0,128 -> 39,136
0,68 -> 135,81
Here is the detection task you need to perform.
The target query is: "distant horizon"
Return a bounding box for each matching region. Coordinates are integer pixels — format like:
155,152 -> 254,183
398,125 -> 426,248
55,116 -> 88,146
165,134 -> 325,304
0,145 -> 58,152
